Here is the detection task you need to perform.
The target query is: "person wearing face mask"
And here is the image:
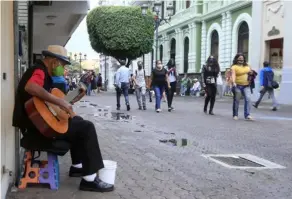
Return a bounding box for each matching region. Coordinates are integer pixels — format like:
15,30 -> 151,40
149,60 -> 171,112
51,64 -> 68,94
231,53 -> 253,121
133,61 -> 147,110
12,45 -> 114,192
165,58 -> 177,112
201,56 -> 220,115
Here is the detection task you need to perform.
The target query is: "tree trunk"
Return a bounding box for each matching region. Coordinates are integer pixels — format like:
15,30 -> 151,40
126,58 -> 133,68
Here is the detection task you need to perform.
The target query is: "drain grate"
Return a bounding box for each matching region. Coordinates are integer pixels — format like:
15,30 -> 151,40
202,154 -> 285,169
211,156 -> 264,167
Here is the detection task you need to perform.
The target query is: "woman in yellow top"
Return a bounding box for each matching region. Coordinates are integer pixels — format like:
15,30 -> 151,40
231,53 -> 253,121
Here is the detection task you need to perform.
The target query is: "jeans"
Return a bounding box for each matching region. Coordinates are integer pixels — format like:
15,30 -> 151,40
204,84 -> 217,112
116,82 -> 130,108
232,85 -> 251,118
254,88 -> 278,108
190,88 -> 200,96
166,81 -> 176,107
153,85 -> 165,109
217,84 -> 224,98
86,83 -> 91,96
180,84 -> 187,95
135,86 -> 146,108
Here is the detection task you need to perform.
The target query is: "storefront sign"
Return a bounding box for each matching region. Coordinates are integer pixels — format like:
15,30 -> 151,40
268,26 -> 280,37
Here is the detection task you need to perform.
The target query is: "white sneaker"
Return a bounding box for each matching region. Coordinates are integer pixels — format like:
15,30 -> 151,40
156,109 -> 161,113
233,116 -> 238,120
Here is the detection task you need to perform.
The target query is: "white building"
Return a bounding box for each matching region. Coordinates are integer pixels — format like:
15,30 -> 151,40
251,0 -> 292,104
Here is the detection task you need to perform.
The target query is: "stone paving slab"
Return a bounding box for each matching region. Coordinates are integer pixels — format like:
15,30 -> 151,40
7,94 -> 292,199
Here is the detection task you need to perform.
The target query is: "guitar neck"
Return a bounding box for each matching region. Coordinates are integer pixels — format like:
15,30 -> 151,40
65,83 -> 87,103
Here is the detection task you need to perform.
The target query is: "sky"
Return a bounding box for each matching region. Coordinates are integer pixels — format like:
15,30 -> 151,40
65,0 -> 100,60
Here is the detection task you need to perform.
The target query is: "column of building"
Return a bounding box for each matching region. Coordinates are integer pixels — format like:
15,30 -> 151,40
220,12 -> 226,70
250,1 -> 263,101
144,52 -> 152,76
279,1 -> 292,104
175,28 -> 183,74
225,11 -> 232,68
162,33 -> 168,66
188,22 -> 196,73
200,21 -> 207,69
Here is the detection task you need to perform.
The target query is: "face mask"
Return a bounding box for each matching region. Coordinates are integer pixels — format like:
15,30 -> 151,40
52,65 -> 64,76
157,64 -> 162,69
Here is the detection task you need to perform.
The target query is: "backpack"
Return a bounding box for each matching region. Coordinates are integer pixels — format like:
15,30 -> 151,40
265,70 -> 279,89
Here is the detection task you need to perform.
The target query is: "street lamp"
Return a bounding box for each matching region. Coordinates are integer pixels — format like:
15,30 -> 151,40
141,1 -> 174,65
74,52 -> 87,74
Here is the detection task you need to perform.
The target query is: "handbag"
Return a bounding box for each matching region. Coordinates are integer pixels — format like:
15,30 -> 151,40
272,81 -> 279,89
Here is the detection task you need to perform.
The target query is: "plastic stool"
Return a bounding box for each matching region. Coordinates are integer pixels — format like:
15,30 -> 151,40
18,150 -> 60,190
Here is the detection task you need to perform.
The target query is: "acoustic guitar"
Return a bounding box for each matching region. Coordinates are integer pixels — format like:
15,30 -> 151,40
25,83 -> 86,138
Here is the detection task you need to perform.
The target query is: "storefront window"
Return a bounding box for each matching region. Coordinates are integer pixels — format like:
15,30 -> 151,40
211,30 -> 219,60
237,21 -> 249,61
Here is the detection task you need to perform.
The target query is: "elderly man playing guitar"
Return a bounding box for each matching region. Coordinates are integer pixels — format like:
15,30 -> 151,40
12,45 -> 114,192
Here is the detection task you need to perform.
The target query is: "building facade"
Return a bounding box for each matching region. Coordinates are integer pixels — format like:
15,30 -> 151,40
139,0 -> 252,75
251,0 -> 292,104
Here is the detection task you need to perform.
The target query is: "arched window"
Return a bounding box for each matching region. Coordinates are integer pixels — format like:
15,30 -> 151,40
184,37 -> 189,73
186,0 -> 191,8
170,38 -> 176,60
237,21 -> 249,61
211,30 -> 219,60
159,45 -> 163,62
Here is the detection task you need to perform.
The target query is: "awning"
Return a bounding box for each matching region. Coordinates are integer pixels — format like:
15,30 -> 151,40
32,1 -> 89,54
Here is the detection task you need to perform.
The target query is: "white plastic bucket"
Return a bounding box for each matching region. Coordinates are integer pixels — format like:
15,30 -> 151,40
98,160 -> 117,185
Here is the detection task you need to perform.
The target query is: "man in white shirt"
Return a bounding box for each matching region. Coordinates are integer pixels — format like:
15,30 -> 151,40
216,71 -> 223,98
115,59 -> 131,111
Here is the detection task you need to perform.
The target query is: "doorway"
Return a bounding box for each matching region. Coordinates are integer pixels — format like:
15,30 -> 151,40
265,38 -> 283,83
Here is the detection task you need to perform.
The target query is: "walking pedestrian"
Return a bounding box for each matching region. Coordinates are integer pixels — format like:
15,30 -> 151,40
96,73 -> 102,93
165,58 -> 177,112
201,55 -> 220,115
115,59 -> 131,111
253,61 -> 279,111
231,53 -> 253,120
217,71 -> 224,98
149,60 -> 171,113
133,61 -> 147,110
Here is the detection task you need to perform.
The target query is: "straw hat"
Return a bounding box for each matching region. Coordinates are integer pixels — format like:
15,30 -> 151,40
42,45 -> 71,65
194,78 -> 198,81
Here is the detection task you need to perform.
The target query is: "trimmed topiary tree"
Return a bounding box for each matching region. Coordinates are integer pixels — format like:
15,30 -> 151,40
87,6 -> 154,67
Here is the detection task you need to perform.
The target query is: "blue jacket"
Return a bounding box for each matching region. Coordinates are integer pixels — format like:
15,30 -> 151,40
259,66 -> 273,87
52,76 -> 68,93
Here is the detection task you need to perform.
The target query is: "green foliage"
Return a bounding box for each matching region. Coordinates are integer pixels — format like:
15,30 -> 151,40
87,6 -> 154,64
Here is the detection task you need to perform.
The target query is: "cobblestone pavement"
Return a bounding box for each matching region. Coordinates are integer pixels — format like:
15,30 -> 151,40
7,93 -> 292,199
